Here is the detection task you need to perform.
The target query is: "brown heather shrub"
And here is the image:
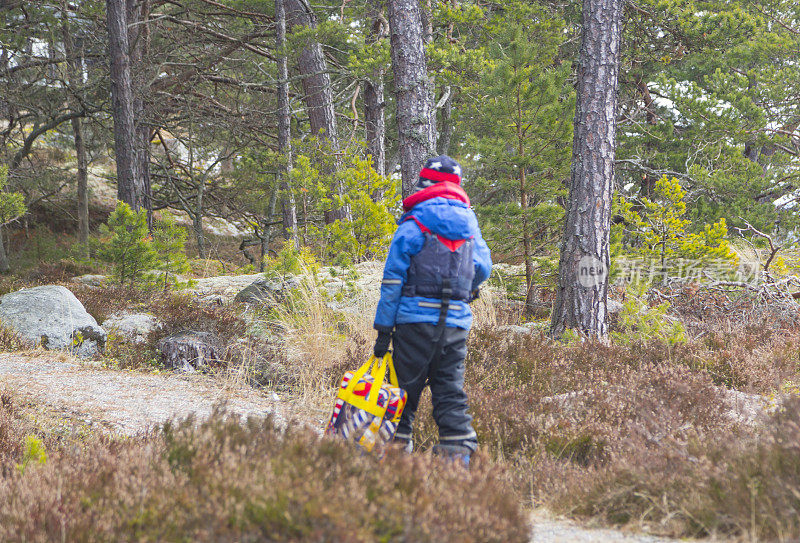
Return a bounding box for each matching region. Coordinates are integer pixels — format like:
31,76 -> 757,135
409,327 -> 800,538
149,292 -> 247,342
0,409 -> 529,542
664,284 -> 800,337
554,397 -> 800,540
74,283 -> 152,324
0,391 -> 24,471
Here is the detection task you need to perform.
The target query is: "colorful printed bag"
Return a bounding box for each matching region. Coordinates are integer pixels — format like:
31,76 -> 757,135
325,353 -> 407,452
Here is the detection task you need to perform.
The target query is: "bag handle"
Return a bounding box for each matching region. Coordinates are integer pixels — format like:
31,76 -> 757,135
366,352 -> 399,389
339,354 -> 390,417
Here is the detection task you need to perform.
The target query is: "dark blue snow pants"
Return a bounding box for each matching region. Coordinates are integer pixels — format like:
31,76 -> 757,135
392,322 -> 477,452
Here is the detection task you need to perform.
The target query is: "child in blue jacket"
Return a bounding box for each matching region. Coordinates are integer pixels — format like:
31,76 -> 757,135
373,155 -> 492,465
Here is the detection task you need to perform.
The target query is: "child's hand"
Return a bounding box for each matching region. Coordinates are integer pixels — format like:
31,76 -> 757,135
373,331 -> 392,358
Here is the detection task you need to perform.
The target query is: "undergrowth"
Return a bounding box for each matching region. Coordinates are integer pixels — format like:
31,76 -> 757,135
406,325 -> 800,539
0,397 -> 528,542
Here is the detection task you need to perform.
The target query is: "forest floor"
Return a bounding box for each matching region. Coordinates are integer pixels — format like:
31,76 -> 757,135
0,350 -> 697,542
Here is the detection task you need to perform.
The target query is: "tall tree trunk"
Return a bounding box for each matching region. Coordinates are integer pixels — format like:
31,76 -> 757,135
517,84 -> 534,317
387,0 -> 436,198
194,179 -> 205,259
128,0 -> 153,228
437,0 -> 456,156
276,0 -> 299,248
61,2 -> 90,248
0,226 -> 9,274
72,116 -> 89,245
261,188 -> 279,271
285,0 -> 346,223
365,3 -> 387,178
106,0 -> 143,209
636,78 -> 657,197
438,86 -> 454,156
421,0 -> 438,152
550,0 -> 624,339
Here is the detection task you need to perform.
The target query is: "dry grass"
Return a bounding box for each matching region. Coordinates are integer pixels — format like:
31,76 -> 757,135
265,275 -> 375,421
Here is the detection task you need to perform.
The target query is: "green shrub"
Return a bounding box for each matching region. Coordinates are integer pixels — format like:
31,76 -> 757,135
98,203 -> 192,288
610,284 -> 686,345
0,165 -> 26,229
16,435 -> 46,475
613,175 -> 738,282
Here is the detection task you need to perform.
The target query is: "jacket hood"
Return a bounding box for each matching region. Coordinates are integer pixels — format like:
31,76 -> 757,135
401,196 -> 478,240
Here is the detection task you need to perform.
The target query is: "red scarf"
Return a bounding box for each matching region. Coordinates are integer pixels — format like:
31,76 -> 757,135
402,182 -> 470,212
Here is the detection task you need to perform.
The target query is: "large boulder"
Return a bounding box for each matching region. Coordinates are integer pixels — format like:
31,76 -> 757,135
0,285 -> 106,357
233,276 -> 298,305
186,274 -> 263,302
102,312 -> 162,344
156,331 -> 223,372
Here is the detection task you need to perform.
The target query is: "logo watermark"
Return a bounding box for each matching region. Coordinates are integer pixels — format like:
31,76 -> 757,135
577,255 -> 608,288
574,256 -> 761,287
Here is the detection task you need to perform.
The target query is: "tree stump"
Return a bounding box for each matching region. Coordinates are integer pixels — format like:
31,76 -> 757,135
156,332 -> 223,372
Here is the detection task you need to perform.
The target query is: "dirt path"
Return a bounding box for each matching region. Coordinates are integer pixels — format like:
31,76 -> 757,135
0,353 -> 288,435
530,511 -> 690,542
0,352 -> 697,542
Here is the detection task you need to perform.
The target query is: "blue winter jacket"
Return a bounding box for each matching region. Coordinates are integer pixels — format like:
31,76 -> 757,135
374,194 -> 492,331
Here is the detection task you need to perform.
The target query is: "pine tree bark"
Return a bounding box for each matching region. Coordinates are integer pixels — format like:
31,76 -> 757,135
106,0 -> 144,210
72,116 -> 89,244
276,0 -> 299,248
550,0 -> 624,339
364,3 -> 387,177
128,0 -> 153,228
61,2 -> 89,247
0,226 -> 10,274
437,0 -> 456,156
285,0 -> 346,223
387,0 -> 436,198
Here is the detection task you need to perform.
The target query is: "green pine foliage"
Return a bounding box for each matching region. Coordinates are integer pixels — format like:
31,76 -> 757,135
99,203 -> 192,288
464,2 -> 573,295
617,0 -> 800,234
614,176 -> 738,281
290,139 -> 398,265
151,213 -> 191,290
99,202 -> 158,286
0,165 -> 26,226
610,283 -> 687,345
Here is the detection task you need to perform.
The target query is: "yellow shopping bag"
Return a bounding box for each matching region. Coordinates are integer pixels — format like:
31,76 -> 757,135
325,353 -> 407,452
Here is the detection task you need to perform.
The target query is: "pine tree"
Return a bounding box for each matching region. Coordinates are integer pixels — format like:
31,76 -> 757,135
615,176 -> 737,282
151,213 -> 191,290
467,2 -> 573,315
551,0 -> 625,339
100,201 -> 158,286
0,165 -> 26,274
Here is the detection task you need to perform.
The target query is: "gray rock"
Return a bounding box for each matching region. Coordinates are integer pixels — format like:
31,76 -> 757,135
0,285 -> 106,357
102,312 -> 162,344
198,294 -> 224,306
156,331 -> 223,372
233,276 -> 298,305
186,274 -> 263,302
498,324 -> 534,335
497,322 -> 549,335
71,274 -> 108,288
607,299 -> 624,315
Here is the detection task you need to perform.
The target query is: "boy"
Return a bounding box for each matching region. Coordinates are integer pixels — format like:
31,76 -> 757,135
373,155 -> 492,466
